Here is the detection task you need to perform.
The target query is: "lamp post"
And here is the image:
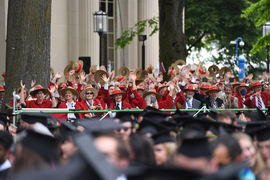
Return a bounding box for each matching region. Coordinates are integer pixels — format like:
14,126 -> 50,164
138,35 -> 147,70
94,7 -> 107,67
230,37 -> 245,82
263,21 -> 270,73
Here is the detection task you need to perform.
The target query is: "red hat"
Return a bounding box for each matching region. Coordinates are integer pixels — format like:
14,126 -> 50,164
0,86 -> 4,92
252,81 -> 262,87
110,88 -> 126,97
206,86 -> 221,96
2,72 -> 5,78
200,83 -> 211,90
137,84 -> 144,91
119,85 -> 125,89
118,77 -> 124,83
30,85 -> 48,96
60,84 -> 67,88
236,84 -> 249,93
184,85 -> 197,92
135,78 -> 143,86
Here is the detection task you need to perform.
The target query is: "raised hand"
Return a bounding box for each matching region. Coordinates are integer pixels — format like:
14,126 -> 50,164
123,78 -> 128,86
226,71 -> 232,79
246,73 -> 253,80
80,71 -> 86,83
20,80 -> 26,89
54,72 -> 63,79
31,80 -> 36,88
101,74 -> 109,84
129,71 -> 136,82
48,85 -> 56,95
156,75 -> 163,83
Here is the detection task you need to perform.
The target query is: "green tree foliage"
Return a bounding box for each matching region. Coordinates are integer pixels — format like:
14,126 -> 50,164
185,0 -> 266,78
242,0 -> 270,55
114,17 -> 159,50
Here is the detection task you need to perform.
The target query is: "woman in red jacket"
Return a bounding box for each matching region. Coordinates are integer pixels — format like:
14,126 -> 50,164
79,84 -> 102,118
58,86 -> 85,121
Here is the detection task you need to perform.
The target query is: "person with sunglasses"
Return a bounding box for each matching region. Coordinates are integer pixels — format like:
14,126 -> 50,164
79,84 -> 102,118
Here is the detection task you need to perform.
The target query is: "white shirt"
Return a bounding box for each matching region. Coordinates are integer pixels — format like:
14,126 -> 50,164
115,101 -> 122,110
66,101 -> 76,119
185,97 -> 193,109
0,160 -> 11,172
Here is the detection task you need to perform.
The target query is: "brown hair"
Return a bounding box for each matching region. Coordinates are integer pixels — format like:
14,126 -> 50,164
232,132 -> 265,176
217,110 -> 237,124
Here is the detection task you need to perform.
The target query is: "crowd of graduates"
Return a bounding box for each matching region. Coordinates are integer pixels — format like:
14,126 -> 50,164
0,60 -> 270,179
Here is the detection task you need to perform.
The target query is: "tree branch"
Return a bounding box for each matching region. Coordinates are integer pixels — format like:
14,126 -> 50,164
187,31 -> 207,52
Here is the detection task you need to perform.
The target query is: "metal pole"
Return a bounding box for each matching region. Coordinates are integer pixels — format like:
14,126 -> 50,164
142,41 -> 145,70
267,45 -> 269,73
12,89 -> 16,126
99,32 -> 103,66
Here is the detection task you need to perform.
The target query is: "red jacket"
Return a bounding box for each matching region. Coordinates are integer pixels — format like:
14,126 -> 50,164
244,91 -> 270,108
80,99 -> 103,116
58,100 -> 85,119
133,89 -> 147,109
159,90 -> 185,109
233,93 -> 250,109
25,99 -> 52,108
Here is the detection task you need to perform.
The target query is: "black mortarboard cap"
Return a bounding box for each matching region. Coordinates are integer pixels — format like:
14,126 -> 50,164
178,136 -> 212,158
58,119 -> 79,136
78,118 -> 124,133
206,108 -> 219,121
209,121 -> 241,135
171,108 -> 190,121
40,112 -> 58,130
126,167 -> 202,180
245,121 -> 270,140
115,111 -> 142,123
180,117 -> 214,136
256,126 -> 270,142
208,125 -> 228,136
151,130 -> 175,145
252,106 -> 268,121
20,112 -> 48,126
0,113 -> 12,128
138,118 -> 172,135
142,107 -> 170,122
21,128 -> 55,163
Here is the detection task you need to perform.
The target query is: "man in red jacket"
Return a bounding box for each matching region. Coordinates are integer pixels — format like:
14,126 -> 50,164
244,82 -> 270,109
233,84 -> 249,109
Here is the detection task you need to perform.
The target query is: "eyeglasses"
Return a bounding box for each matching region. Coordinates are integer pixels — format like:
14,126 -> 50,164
85,92 -> 94,95
116,127 -> 131,132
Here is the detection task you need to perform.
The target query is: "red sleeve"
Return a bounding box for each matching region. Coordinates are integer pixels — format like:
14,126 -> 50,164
175,91 -> 186,108
67,81 -> 74,87
122,88 -> 128,102
133,89 -> 147,109
96,87 -> 104,100
161,88 -> 169,101
155,85 -> 159,93
104,89 -> 112,106
58,102 -> 66,108
9,98 -> 14,107
244,95 -> 253,108
158,95 -> 173,109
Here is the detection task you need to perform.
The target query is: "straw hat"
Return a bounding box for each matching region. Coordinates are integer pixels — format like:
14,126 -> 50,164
135,78 -> 143,86
100,65 -> 107,72
200,83 -> 211,90
110,88 -> 126,97
109,70 -> 115,81
58,84 -> 67,93
235,84 -> 249,93
135,68 -> 142,78
30,85 -> 48,97
80,84 -> 98,100
60,86 -> 79,99
175,64 -> 191,74
147,64 -> 154,74
195,66 -> 210,77
206,86 -> 221,96
140,70 -> 149,80
72,60 -> 84,74
158,85 -> 168,94
117,66 -> 130,78
184,85 -> 197,92
208,65 -> 219,77
50,67 -> 54,75
143,89 -> 161,100
251,81 -> 262,88
137,84 -> 145,91
175,59 -> 186,66
219,67 -> 231,78
94,70 -> 109,86
89,65 -> 98,75
167,66 -> 174,77
63,61 -> 74,75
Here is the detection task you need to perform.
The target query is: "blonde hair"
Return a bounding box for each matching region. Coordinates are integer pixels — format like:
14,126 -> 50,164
145,94 -> 159,109
163,142 -> 177,166
232,132 -> 265,176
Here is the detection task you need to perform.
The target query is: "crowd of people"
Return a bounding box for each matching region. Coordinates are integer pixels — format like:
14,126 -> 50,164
0,60 -> 270,179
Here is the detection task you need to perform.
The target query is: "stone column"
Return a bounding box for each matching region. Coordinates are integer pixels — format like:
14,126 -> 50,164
138,0 -> 159,71
79,0 -> 99,66
68,0 -> 79,62
50,0 -> 69,74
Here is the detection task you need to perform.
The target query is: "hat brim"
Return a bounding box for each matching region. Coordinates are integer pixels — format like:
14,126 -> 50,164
143,91 -> 161,100
110,92 -> 126,97
184,88 -> 197,92
135,80 -> 143,86
208,65 -> 220,77
94,70 -> 109,86
64,64 -> 73,76
206,89 -> 221,96
60,88 -> 79,99
219,67 -> 231,78
30,88 -> 48,97
117,67 -> 130,78
80,87 -> 98,100
72,60 -> 84,75
158,86 -> 168,93
195,67 -> 210,78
